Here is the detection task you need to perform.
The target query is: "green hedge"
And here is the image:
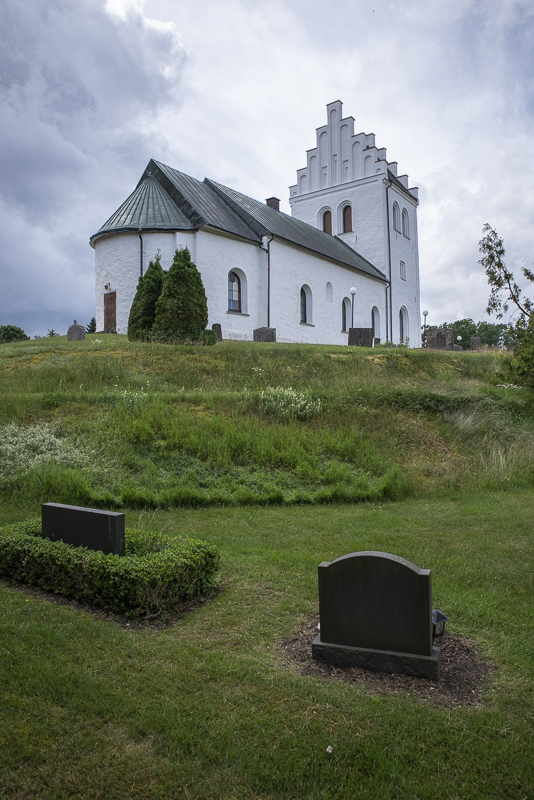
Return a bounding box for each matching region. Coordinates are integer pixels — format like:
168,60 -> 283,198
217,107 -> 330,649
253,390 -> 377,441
0,520 -> 220,618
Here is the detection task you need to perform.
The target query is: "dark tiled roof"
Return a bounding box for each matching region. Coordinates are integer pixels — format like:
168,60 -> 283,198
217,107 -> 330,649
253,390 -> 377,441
91,159 -> 386,282
147,161 -> 261,243
206,179 -> 386,281
90,175 -> 194,242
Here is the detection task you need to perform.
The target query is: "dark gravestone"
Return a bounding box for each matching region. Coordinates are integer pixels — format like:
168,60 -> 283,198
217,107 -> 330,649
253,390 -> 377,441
470,336 -> 481,351
348,328 -> 373,347
42,503 -> 125,556
426,328 -> 453,350
211,323 -> 223,341
253,327 -> 276,342
453,344 -> 463,351
312,551 -> 440,679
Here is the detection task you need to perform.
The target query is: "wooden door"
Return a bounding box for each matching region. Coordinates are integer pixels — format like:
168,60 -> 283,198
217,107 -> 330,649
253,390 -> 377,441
104,292 -> 116,333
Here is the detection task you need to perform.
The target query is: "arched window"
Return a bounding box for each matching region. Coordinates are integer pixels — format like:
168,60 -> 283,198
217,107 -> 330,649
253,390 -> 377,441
399,307 -> 409,345
393,202 -> 401,232
372,306 -> 380,341
300,287 -> 307,323
326,282 -> 333,303
341,298 -> 351,332
300,285 -> 312,324
322,210 -> 332,235
342,205 -> 352,233
228,271 -> 241,312
402,208 -> 410,238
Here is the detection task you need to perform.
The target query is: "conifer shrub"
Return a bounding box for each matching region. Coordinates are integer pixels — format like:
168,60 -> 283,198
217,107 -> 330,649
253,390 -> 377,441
0,519 -> 220,618
153,248 -> 210,342
128,256 -> 165,340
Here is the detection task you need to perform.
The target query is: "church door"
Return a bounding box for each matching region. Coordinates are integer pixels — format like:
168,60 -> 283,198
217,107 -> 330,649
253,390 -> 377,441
104,292 -> 117,333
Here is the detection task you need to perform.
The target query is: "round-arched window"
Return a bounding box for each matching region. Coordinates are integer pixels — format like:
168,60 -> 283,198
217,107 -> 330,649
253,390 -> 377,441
228,271 -> 241,312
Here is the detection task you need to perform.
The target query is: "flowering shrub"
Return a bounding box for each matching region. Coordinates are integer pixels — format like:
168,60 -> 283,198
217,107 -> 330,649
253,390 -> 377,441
0,423 -> 90,484
259,386 -> 321,421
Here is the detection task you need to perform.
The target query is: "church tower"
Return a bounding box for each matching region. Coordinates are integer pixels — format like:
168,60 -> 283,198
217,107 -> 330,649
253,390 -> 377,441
289,101 -> 421,346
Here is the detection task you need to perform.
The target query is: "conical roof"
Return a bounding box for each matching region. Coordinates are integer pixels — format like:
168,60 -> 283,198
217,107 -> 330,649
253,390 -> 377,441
90,174 -> 194,243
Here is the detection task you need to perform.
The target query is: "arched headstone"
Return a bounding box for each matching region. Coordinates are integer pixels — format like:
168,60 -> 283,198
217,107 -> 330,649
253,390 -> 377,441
67,320 -> 86,341
312,551 -> 441,679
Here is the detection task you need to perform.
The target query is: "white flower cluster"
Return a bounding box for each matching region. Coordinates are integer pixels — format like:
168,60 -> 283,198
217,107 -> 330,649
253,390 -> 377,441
0,422 -> 89,483
259,386 -> 321,421
116,386 -> 150,412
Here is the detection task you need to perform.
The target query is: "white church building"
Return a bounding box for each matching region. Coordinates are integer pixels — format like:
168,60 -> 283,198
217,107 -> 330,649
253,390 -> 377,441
90,100 -> 421,346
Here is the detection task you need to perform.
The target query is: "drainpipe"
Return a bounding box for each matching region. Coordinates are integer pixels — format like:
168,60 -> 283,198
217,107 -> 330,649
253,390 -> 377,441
385,182 -> 392,342
138,229 -> 144,277
265,235 -> 274,327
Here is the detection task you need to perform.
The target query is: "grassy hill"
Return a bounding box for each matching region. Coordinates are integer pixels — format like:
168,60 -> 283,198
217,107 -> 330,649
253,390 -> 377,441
1,337 -> 533,798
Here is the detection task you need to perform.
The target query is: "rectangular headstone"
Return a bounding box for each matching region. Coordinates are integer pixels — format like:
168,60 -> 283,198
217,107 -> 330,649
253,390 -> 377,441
348,328 -> 374,347
312,551 -> 440,679
426,328 -> 453,350
470,336 -> 481,351
253,327 -> 277,342
42,503 -> 125,556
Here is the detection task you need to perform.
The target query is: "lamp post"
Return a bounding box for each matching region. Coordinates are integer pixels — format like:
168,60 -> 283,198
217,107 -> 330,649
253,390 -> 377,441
350,287 -> 357,329
422,310 -> 428,347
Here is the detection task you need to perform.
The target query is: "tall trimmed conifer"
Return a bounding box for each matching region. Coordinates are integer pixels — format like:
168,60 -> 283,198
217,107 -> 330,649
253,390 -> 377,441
154,248 -> 208,338
127,256 -> 165,340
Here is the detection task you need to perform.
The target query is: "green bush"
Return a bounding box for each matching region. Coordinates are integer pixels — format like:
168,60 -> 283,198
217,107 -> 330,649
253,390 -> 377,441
128,256 -> 165,340
0,520 -> 220,617
154,248 -> 208,340
0,324 -> 30,343
511,317 -> 534,389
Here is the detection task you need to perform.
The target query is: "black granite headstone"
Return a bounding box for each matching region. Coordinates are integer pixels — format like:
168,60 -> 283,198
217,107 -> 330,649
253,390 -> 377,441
312,551 -> 440,679
211,323 -> 223,341
42,503 -> 125,556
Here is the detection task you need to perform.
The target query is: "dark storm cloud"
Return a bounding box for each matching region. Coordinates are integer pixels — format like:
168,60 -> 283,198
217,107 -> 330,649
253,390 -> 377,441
0,0 -> 188,336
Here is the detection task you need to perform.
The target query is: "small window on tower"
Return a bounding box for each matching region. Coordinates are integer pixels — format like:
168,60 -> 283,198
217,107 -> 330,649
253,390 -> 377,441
402,208 -> 410,238
323,210 -> 332,235
400,261 -> 406,281
342,205 -> 352,233
393,202 -> 401,232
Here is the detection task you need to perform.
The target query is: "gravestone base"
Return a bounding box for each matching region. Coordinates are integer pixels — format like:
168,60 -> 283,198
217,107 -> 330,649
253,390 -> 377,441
312,635 -> 441,680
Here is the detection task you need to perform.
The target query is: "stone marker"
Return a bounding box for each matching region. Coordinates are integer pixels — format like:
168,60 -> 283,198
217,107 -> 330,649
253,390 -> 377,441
426,328 -> 453,350
211,323 -> 223,341
470,336 -> 481,351
312,551 -> 440,679
348,328 -> 373,347
42,503 -> 125,556
67,320 -> 85,341
253,327 -> 276,342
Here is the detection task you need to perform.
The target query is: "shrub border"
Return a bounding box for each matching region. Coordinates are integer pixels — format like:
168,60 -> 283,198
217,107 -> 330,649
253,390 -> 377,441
0,520 -> 220,618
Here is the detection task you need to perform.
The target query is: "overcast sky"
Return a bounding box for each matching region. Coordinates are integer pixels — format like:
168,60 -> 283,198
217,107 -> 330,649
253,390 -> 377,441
1,0 -> 533,337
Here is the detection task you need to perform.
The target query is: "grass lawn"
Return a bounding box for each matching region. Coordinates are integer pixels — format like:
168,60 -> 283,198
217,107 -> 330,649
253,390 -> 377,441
1,337 -> 533,798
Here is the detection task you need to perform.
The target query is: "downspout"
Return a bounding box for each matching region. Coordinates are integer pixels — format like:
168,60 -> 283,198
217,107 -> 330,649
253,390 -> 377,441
138,229 -> 144,277
265,235 -> 274,327
385,182 -> 392,343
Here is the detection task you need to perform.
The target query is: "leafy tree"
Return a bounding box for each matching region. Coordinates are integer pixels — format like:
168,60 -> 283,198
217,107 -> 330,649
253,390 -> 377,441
86,317 -> 97,333
512,317 -> 534,389
154,248 -> 208,339
0,325 -> 29,343
128,255 -> 165,340
479,224 -> 533,321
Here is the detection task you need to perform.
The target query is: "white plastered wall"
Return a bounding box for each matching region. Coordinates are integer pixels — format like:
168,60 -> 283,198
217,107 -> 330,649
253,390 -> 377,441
269,239 -> 386,344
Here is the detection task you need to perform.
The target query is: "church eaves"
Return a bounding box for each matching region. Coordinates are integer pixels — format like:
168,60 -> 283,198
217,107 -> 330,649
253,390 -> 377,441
90,175 -> 194,245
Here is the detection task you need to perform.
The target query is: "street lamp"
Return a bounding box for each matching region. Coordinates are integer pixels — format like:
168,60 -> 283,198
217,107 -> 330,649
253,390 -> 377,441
350,287 -> 357,328
422,310 -> 428,347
